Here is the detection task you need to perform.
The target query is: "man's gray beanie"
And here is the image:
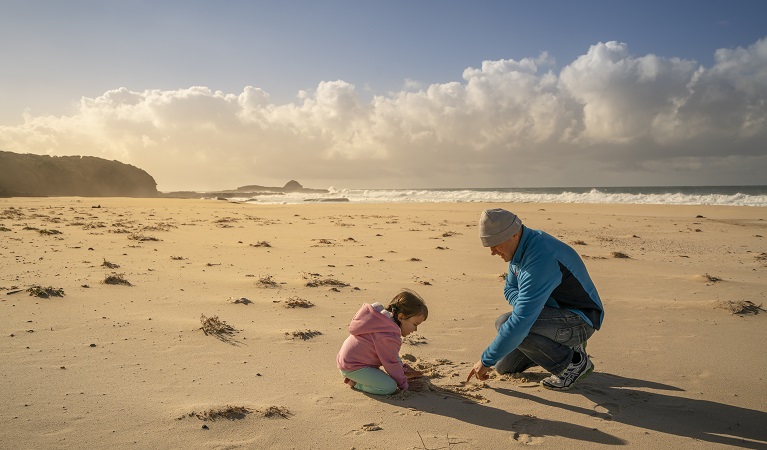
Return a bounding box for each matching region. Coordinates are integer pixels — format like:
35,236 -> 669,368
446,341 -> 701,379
479,208 -> 522,247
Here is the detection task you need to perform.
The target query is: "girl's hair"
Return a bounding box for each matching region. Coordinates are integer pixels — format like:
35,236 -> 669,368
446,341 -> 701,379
386,289 -> 428,326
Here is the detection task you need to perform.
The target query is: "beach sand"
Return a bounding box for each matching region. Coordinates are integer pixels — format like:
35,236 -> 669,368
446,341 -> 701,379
1,197 -> 766,449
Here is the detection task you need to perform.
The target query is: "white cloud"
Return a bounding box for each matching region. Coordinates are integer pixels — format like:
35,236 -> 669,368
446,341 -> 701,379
1,38 -> 766,190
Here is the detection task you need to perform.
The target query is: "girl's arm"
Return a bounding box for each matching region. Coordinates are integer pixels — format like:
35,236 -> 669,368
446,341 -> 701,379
373,333 -> 408,390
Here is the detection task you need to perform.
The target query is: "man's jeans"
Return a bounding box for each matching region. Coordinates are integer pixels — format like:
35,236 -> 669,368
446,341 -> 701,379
494,306 -> 595,376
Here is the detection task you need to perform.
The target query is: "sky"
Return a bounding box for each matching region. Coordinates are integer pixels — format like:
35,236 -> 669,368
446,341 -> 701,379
1,0 -> 766,191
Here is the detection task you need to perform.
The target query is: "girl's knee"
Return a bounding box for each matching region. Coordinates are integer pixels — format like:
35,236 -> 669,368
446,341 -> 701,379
378,379 -> 398,395
360,383 -> 397,395
373,386 -> 397,395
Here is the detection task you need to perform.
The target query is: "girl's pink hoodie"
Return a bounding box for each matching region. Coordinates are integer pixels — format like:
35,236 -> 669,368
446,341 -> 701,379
336,303 -> 408,390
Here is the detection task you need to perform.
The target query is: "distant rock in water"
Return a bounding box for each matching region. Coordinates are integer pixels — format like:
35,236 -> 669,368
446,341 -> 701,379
229,180 -> 328,195
0,151 -> 158,197
282,180 -> 303,192
303,197 -> 350,202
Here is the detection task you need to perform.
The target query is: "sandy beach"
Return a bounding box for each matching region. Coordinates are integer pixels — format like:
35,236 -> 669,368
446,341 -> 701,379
1,197 -> 765,449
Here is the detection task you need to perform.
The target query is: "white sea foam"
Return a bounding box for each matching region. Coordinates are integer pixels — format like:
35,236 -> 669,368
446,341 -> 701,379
237,187 -> 767,206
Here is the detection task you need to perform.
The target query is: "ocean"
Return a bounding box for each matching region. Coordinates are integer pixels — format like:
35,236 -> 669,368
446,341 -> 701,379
235,185 -> 767,207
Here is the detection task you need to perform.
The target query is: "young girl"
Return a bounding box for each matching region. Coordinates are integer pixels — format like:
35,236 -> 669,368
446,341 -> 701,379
336,289 -> 428,395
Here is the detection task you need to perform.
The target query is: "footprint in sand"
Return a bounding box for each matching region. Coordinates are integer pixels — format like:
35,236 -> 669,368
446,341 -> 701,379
346,422 -> 383,435
593,402 -> 621,420
397,408 -> 423,417
511,415 -> 544,445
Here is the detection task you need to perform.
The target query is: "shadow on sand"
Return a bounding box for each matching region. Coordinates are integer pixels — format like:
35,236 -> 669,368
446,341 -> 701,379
379,384 -> 626,445
493,372 -> 767,448
376,371 -> 766,447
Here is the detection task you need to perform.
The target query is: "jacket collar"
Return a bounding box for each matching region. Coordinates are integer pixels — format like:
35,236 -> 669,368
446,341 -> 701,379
511,225 -> 531,266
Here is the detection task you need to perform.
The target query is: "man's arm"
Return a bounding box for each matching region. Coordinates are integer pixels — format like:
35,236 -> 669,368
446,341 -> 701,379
503,266 -> 519,304
481,255 -> 562,367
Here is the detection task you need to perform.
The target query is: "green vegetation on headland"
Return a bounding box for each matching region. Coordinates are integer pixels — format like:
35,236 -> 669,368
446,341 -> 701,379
0,151 -> 158,197
0,150 -> 329,199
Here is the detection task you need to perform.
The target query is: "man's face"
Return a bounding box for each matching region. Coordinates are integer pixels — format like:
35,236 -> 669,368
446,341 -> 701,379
489,235 -> 519,262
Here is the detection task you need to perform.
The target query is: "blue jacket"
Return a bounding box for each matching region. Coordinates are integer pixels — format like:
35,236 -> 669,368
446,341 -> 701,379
481,226 -> 604,367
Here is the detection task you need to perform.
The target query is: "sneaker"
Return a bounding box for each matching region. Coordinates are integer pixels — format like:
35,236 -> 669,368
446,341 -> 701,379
541,345 -> 593,391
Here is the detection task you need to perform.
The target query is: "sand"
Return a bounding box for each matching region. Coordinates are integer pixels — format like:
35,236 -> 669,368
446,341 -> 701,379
1,197 -> 766,449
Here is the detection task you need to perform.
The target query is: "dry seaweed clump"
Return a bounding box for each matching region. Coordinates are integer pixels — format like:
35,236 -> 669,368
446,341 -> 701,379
703,273 -> 722,283
611,251 -> 630,259
250,241 -> 272,248
228,297 -> 252,305
180,405 -> 252,421
103,273 -> 131,286
285,296 -> 315,308
286,329 -> 323,340
27,285 -> 65,298
256,275 -> 280,288
260,406 -> 292,418
178,405 -> 291,422
128,233 -> 160,242
304,273 -> 349,288
102,259 -> 120,269
716,300 -> 764,315
200,314 -> 238,336
37,229 -> 62,235
1,207 -> 24,219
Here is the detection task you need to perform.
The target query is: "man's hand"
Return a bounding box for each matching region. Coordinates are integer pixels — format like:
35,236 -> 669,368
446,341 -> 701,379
466,360 -> 491,383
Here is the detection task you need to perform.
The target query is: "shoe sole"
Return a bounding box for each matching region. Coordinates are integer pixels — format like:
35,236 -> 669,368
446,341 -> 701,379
541,362 -> 595,391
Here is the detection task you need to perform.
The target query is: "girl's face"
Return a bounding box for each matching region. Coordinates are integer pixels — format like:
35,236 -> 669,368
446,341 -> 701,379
397,313 -> 426,337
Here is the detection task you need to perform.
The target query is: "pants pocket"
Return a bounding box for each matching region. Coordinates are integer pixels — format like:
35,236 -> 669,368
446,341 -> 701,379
554,326 -> 574,343
554,324 -> 592,344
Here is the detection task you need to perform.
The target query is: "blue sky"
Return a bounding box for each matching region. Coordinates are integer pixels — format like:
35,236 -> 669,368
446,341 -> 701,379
1,1 -> 766,190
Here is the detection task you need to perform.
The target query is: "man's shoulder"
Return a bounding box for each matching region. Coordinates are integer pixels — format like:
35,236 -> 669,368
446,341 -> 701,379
524,229 -> 563,251
520,229 -> 571,265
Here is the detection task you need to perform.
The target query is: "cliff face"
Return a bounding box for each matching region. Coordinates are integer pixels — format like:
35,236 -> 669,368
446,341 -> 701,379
0,151 -> 158,197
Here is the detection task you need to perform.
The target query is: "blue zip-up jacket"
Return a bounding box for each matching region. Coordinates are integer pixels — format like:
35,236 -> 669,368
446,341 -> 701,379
481,226 -> 604,367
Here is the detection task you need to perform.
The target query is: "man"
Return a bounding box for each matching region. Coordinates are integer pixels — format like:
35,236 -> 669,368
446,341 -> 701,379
466,208 -> 604,390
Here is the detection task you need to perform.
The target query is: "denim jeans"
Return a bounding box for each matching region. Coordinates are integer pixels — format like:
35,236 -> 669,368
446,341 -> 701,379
494,306 -> 594,376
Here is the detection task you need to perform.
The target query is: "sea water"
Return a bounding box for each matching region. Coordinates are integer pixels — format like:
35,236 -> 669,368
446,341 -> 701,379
237,185 -> 767,206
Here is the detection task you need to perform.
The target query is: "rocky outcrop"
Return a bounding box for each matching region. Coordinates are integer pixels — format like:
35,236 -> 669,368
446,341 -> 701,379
233,180 -> 327,194
0,151 -> 158,197
282,180 -> 304,192
160,180 -> 330,199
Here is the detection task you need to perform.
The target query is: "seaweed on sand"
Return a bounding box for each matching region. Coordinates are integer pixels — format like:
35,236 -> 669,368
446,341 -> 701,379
27,285 -> 65,298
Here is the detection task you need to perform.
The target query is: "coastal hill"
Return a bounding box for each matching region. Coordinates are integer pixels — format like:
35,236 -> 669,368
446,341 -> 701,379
0,150 -> 328,199
0,151 -> 158,197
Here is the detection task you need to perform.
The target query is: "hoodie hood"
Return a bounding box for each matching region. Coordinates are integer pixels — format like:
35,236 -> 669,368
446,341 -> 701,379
349,303 -> 401,337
